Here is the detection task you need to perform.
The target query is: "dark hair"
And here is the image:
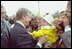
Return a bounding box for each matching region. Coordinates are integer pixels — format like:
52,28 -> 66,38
60,11 -> 65,14
5,15 -> 9,20
29,17 -> 50,31
16,8 -> 32,20
29,17 -> 38,31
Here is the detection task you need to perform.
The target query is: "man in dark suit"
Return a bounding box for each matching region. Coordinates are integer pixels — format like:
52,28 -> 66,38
1,5 -> 10,48
10,8 -> 48,48
10,8 -> 35,48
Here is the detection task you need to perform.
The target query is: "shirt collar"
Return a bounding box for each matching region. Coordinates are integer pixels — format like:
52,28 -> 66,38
16,20 -> 26,28
16,21 -> 31,34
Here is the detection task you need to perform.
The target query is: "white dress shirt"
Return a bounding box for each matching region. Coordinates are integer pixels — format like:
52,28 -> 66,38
65,25 -> 71,32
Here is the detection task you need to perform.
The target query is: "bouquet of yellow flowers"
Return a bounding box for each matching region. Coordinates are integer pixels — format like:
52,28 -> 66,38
30,26 -> 59,44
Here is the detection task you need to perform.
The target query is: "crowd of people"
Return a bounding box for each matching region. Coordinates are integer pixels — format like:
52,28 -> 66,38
1,1 -> 71,48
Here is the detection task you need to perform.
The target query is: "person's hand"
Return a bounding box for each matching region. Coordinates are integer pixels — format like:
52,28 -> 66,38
44,42 -> 52,48
38,35 -> 48,45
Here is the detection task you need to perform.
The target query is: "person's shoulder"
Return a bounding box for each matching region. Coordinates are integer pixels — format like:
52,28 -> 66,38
11,23 -> 27,33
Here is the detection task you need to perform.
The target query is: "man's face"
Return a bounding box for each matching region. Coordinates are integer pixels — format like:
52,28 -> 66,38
53,17 -> 62,25
1,7 -> 6,18
66,10 -> 71,23
26,16 -> 31,26
22,13 -> 32,26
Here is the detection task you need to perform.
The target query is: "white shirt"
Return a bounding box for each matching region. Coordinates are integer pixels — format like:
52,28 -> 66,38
10,24 -> 15,29
37,42 -> 42,48
65,25 -> 71,32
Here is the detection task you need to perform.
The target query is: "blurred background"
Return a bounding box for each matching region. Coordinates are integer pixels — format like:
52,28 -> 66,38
1,1 -> 68,24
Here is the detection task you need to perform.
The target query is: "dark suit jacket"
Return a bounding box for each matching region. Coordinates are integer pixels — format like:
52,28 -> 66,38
10,22 -> 36,48
35,45 -> 41,48
1,20 -> 10,48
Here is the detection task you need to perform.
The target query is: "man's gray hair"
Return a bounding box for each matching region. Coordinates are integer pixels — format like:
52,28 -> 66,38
16,8 -> 33,20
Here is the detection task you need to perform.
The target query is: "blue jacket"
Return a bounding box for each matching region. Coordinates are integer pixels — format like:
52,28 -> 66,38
1,20 -> 10,48
10,22 -> 36,48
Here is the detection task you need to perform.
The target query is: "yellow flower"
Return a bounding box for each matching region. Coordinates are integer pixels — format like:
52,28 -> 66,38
31,26 -> 59,44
